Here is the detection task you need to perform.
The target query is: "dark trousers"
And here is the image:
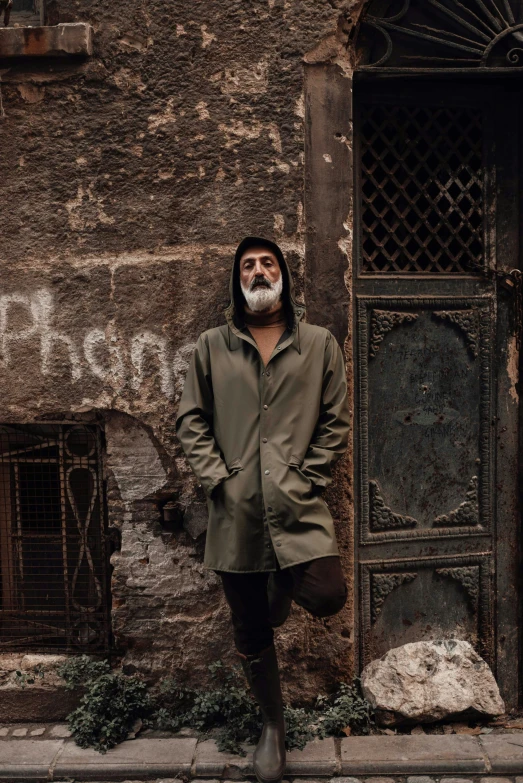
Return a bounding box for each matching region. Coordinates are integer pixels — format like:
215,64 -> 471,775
219,556 -> 347,656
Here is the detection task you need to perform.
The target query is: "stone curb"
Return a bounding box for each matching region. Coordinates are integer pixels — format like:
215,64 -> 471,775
2,735 -> 523,781
340,736 -> 488,775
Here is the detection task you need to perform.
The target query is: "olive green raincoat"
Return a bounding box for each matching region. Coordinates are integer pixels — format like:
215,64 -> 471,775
176,238 -> 350,573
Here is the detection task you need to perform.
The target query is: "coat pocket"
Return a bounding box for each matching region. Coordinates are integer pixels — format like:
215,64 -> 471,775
287,454 -> 313,494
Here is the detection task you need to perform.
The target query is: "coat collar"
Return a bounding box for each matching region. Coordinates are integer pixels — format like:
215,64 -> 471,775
226,305 -> 304,357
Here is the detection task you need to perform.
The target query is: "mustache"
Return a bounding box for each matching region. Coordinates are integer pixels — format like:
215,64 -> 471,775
250,276 -> 272,290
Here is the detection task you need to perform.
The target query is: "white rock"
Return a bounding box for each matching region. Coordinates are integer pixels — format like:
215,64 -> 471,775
361,640 -> 505,726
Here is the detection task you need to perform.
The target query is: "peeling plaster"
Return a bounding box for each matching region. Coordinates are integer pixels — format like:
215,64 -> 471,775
195,101 -> 210,120
65,184 -> 115,231
105,413 -> 167,504
217,60 -> 269,95
147,97 -> 177,133
17,84 -> 45,103
507,334 -> 519,403
201,24 -> 216,48
295,93 -> 305,120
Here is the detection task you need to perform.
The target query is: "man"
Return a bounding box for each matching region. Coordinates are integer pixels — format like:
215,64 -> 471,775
176,237 -> 350,783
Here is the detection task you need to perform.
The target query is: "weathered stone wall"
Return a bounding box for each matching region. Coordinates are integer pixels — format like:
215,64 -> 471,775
0,0 -> 366,702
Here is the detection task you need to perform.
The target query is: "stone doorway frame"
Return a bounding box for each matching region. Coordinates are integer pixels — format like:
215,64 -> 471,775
303,1 -> 523,709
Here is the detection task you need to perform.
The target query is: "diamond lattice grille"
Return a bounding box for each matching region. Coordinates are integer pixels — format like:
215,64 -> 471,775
360,104 -> 485,274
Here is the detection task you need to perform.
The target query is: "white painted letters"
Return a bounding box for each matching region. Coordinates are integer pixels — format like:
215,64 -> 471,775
0,288 -> 191,399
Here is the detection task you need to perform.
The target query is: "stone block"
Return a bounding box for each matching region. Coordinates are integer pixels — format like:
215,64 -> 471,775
365,778 -> 396,783
55,737 -> 197,779
440,778 -> 475,783
479,778 -> 512,783
340,735 -> 486,775
0,23 -> 93,57
49,724 -> 71,738
193,739 -> 254,777
362,640 -> 505,726
286,738 -> 338,776
480,735 -> 523,773
20,654 -> 66,671
0,739 -> 63,779
194,737 -> 336,778
183,502 -> 208,539
0,686 -> 81,722
332,778 -> 362,783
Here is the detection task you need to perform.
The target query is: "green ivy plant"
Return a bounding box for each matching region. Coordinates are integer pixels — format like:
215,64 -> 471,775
315,679 -> 374,738
58,657 -> 151,753
14,664 -> 45,689
57,655 -> 374,755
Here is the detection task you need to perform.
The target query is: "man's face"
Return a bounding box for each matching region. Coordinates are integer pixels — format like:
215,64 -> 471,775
239,246 -> 283,313
239,247 -> 281,290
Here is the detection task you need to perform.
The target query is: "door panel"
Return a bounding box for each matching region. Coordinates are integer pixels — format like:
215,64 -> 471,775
358,296 -> 492,541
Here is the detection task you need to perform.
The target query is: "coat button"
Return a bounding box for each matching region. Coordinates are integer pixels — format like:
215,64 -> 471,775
266,371 -> 271,377
277,346 -> 281,351
263,405 -> 268,410
268,506 -> 273,512
264,469 -> 270,475
276,542 -> 282,547
262,438 -> 268,443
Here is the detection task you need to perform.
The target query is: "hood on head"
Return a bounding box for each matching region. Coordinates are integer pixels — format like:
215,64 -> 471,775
225,236 -> 301,328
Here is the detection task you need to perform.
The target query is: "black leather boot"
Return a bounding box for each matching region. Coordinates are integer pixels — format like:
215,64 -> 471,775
241,644 -> 286,783
267,569 -> 294,628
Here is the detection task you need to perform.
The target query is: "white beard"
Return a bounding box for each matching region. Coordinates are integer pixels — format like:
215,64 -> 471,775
240,274 -> 283,313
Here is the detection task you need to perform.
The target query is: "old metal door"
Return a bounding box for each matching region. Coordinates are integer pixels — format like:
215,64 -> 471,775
354,77 -> 521,705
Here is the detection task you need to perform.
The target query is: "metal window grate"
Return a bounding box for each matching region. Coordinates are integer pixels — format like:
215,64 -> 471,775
9,0 -> 44,25
360,103 -> 485,274
0,424 -> 110,653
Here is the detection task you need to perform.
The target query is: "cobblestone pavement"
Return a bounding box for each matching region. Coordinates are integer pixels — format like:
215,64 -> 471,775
49,778 -> 523,783
0,722 -> 72,739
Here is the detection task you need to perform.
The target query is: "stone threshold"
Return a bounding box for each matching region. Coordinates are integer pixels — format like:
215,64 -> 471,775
3,733 -> 523,781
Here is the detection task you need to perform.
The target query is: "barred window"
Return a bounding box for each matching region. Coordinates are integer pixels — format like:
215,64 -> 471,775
0,424 -> 110,652
7,0 -> 45,26
359,103 -> 485,275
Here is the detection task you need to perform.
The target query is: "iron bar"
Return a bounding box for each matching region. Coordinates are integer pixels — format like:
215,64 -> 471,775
426,0 -> 492,42
374,18 -> 485,54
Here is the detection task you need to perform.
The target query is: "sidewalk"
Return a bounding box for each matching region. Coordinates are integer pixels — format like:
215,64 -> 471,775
3,726 -> 523,781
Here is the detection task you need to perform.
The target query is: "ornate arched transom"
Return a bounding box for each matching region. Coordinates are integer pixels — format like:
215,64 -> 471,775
356,0 -> 523,69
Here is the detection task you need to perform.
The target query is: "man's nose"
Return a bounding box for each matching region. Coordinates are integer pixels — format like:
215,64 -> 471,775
253,261 -> 265,276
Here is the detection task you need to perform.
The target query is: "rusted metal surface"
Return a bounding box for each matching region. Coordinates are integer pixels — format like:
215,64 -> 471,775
354,78 -> 522,707
0,424 -> 110,653
356,0 -> 523,71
